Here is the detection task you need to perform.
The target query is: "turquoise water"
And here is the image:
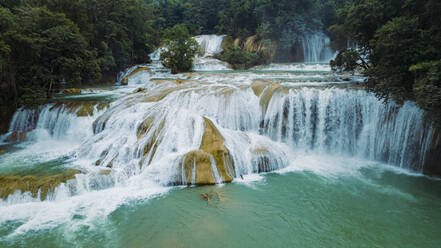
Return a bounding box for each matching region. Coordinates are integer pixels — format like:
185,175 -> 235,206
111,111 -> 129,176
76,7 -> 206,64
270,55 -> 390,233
1,157 -> 440,248
1,59 -> 439,247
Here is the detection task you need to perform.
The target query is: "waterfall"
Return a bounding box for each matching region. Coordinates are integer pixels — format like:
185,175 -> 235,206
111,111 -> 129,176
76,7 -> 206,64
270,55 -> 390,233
145,35 -> 230,72
194,35 -> 225,57
300,32 -> 336,63
262,88 -> 433,171
1,59 -> 437,213
3,103 -> 103,143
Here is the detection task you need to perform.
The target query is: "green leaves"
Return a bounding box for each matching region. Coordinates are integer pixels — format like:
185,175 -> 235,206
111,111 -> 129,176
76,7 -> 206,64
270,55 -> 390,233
160,25 -> 198,74
330,0 -> 441,126
215,44 -> 269,70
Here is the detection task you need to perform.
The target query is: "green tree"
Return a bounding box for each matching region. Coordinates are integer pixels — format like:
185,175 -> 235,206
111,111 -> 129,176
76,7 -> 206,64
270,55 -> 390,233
160,24 -> 198,74
330,49 -> 366,72
412,61 -> 441,124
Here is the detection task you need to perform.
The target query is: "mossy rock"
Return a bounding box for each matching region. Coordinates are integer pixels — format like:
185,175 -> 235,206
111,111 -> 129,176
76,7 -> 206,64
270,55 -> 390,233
76,104 -> 95,117
252,80 -> 284,114
181,150 -> 216,185
62,88 -> 82,94
121,67 -> 150,85
137,117 -> 166,167
0,169 -> 81,200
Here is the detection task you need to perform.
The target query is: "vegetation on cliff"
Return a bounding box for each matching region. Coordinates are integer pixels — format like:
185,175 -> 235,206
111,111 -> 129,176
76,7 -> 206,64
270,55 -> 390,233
329,0 -> 441,125
0,0 -> 159,132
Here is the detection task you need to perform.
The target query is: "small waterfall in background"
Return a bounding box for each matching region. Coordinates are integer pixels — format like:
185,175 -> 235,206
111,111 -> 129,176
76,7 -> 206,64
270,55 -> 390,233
300,32 -> 336,63
193,35 -> 230,71
194,35 -> 225,57
2,103 -> 101,144
262,88 -> 433,171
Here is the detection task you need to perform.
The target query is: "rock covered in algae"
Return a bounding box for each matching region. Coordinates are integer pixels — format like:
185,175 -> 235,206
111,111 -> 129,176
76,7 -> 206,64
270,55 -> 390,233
0,169 -> 81,200
121,66 -> 150,85
177,118 -> 235,185
62,88 -> 82,94
251,79 -> 287,115
51,101 -> 109,117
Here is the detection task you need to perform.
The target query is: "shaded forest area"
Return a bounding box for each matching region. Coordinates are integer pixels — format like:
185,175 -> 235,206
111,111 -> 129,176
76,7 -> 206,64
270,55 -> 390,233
330,0 -> 441,125
0,0 -> 343,133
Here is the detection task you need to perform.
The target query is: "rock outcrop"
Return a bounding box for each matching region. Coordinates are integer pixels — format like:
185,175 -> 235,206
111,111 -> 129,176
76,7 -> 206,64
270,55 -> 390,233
178,118 -> 235,185
0,169 -> 81,200
121,66 -> 150,85
423,129 -> 441,177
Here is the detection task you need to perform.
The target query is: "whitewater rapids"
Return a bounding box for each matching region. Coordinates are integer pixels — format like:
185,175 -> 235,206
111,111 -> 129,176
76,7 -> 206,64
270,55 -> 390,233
0,35 -> 435,237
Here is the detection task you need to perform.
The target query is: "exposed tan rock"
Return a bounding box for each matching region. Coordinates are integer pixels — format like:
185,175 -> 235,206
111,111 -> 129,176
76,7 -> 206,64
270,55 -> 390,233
138,117 -> 165,166
121,67 -> 150,85
76,104 -> 94,117
251,79 -> 284,114
99,169 -> 112,175
200,118 -> 235,182
233,38 -> 241,47
50,102 -> 109,117
181,150 -> 216,185
178,118 -> 235,185
0,170 -> 81,200
62,88 -> 82,94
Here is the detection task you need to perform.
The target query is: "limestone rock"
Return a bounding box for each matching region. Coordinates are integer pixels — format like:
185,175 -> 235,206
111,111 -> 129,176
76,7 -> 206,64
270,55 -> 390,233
178,118 -> 235,185
121,67 -> 150,85
62,88 -> 82,94
0,169 -> 81,200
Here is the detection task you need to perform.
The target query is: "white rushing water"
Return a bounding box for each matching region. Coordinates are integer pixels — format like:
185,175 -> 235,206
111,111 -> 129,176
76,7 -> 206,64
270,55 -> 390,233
300,32 -> 336,63
0,34 -> 435,236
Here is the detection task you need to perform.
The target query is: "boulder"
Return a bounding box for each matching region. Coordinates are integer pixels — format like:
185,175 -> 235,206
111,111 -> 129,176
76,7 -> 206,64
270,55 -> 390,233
178,118 -> 235,185
62,88 -> 82,94
121,66 -> 150,85
0,169 -> 81,200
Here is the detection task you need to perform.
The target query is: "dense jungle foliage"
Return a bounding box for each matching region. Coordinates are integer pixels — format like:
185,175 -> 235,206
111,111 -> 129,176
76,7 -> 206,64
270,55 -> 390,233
329,0 -> 441,125
1,0 -> 440,131
0,0 -> 343,132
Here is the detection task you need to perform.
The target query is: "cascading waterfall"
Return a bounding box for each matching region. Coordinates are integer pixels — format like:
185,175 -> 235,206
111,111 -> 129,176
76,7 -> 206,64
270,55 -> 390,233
1,53 -> 439,238
193,35 -> 230,71
1,81 -> 435,200
4,103 -> 101,143
1,34 -> 439,239
143,35 -> 230,72
194,35 -> 225,57
300,32 -> 336,63
262,87 -> 433,171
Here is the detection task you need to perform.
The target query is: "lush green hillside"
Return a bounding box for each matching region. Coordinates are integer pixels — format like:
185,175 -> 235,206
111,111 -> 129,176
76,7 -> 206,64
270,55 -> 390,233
0,0 -> 344,133
329,0 -> 441,125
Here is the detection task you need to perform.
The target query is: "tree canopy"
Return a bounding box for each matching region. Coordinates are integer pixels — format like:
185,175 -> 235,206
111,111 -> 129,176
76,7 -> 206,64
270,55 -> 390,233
329,0 -> 441,125
160,24 -> 198,74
